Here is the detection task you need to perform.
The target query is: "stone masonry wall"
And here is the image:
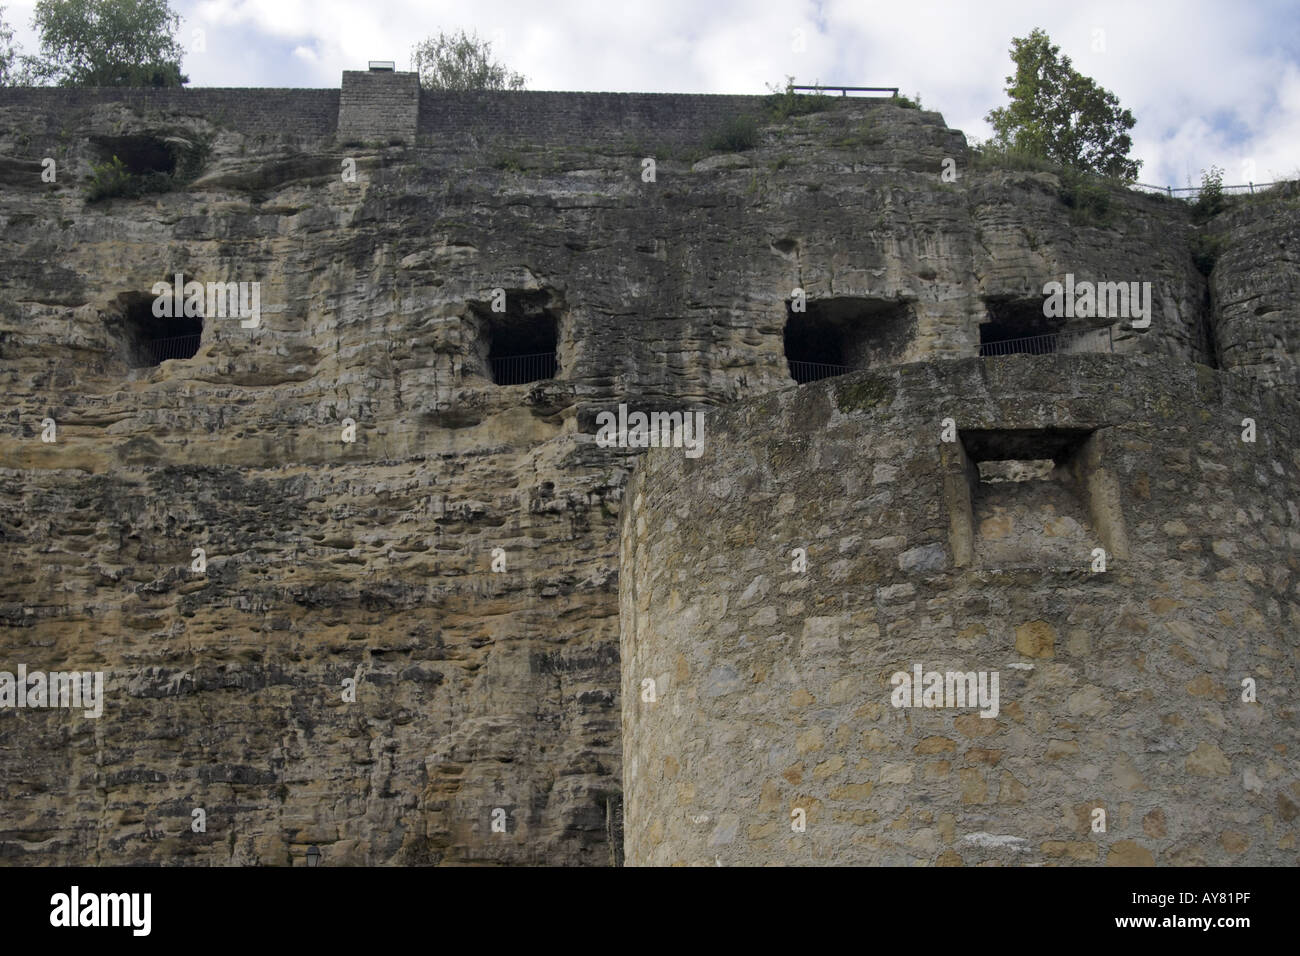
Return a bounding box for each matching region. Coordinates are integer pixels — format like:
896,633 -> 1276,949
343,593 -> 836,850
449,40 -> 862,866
339,71 -> 420,144
621,356 -> 1300,865
0,87 -> 340,138
417,91 -> 770,147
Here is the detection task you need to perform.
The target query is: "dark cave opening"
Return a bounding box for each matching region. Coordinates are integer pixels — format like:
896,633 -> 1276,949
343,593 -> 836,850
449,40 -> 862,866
477,292 -> 560,385
115,291 -> 202,367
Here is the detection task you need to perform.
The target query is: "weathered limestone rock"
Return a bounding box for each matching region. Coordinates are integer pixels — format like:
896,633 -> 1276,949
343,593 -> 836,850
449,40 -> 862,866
1210,182 -> 1300,385
0,83 -> 1295,865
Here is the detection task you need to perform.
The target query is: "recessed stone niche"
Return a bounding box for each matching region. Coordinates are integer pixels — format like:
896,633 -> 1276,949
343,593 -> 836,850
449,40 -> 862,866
943,427 -> 1129,570
89,134 -> 177,177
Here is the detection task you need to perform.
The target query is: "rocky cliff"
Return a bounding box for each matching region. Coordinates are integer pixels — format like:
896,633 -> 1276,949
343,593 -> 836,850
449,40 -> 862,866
0,83 -> 1295,864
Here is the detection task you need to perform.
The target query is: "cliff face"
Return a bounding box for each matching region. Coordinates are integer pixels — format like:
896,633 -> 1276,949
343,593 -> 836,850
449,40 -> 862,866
1210,183 -> 1300,385
0,85 -> 1293,865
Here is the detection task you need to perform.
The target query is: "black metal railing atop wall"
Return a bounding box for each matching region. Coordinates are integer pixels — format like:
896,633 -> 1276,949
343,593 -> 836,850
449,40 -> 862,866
490,352 -> 558,385
978,326 -> 1114,357
788,359 -> 854,384
790,84 -> 901,97
140,334 -> 202,366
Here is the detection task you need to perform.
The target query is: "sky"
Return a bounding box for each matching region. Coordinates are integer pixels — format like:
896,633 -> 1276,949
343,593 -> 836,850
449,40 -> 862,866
3,0 -> 1299,188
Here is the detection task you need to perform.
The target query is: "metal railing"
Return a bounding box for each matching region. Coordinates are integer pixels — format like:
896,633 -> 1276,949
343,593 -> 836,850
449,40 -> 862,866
790,85 -> 900,97
1133,181 -> 1277,200
490,352 -> 558,386
788,359 -> 854,383
979,326 -> 1113,357
140,333 -> 201,366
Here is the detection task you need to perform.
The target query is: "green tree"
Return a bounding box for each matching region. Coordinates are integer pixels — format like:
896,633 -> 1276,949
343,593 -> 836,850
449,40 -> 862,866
29,0 -> 187,87
411,29 -> 525,91
986,28 -> 1140,181
0,6 -> 20,85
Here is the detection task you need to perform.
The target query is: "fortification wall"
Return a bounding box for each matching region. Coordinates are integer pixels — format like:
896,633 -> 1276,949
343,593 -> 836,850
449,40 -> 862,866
0,87 -> 340,137
0,87 -> 773,148
417,91 -> 770,147
340,71 -> 419,144
621,355 -> 1300,865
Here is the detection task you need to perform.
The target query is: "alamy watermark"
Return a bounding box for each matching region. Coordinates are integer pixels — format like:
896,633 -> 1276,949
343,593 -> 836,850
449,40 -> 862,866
1042,273 -> 1151,328
151,273 -> 261,328
594,404 -> 706,458
50,886 -> 150,936
890,663 -> 999,718
0,665 -> 104,718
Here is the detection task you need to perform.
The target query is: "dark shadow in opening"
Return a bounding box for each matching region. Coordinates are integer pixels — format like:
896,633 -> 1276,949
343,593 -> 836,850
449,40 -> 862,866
784,296 -> 915,383
89,135 -> 177,176
978,297 -> 1063,355
114,291 -> 202,367
473,291 -> 560,385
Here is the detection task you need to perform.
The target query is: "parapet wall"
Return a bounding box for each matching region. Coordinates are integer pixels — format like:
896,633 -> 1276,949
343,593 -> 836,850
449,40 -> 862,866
0,87 -> 341,137
621,355 -> 1300,865
0,84 -> 773,148
417,91 -> 769,147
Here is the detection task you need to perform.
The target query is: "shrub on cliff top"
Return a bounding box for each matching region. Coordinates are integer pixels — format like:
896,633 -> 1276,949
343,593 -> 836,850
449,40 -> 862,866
1192,165 -> 1226,223
705,114 -> 759,152
762,78 -> 837,121
1058,167 -> 1113,225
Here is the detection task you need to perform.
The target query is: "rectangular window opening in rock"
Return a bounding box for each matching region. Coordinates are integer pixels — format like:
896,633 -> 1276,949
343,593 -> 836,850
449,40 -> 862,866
943,428 -> 1128,570
783,295 -> 916,383
468,290 -> 562,385
979,296 -> 1070,357
978,296 -> 1115,357
108,291 -> 203,368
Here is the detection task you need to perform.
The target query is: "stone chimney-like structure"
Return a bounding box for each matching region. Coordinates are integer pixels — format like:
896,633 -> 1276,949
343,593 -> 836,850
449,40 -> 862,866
338,68 -> 420,144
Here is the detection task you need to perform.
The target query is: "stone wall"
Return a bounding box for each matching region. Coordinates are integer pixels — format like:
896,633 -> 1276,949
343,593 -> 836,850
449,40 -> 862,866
621,355 -> 1300,865
340,71 -> 419,144
0,87 -> 798,147
418,91 -> 771,147
0,87 -> 340,138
